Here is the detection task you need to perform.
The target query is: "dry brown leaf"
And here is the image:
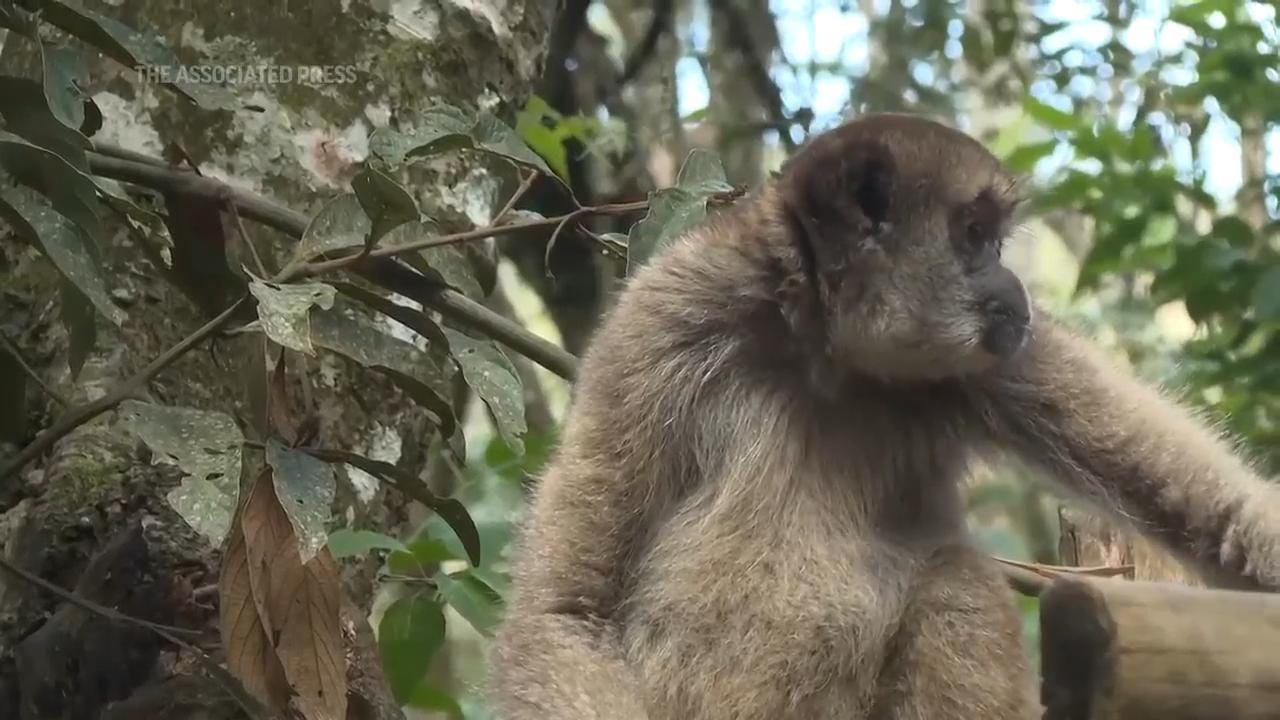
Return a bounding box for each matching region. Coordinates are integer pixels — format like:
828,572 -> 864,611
232,466 -> 348,720
277,548 -> 345,720
241,467 -> 293,637
219,514 -> 292,710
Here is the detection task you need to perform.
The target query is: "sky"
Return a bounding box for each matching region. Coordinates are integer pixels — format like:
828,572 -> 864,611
631,0 -> 1280,204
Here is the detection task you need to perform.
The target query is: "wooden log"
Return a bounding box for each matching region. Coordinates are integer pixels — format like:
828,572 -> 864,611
1058,506 -> 1201,586
1040,576 -> 1280,720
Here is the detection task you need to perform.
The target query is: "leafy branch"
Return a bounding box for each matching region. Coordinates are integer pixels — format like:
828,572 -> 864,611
3,131 -> 744,481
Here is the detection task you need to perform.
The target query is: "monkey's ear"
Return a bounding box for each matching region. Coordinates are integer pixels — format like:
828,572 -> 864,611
783,139 -> 896,250
781,140 -> 897,301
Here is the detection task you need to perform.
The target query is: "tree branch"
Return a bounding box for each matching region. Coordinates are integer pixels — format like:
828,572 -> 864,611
0,553 -> 270,719
707,0 -> 798,149
0,298 -> 247,481
83,148 -> 584,379
0,331 -> 68,406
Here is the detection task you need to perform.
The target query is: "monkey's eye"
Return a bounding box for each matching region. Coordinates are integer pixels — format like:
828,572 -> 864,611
966,220 -> 991,246
960,189 -> 1005,256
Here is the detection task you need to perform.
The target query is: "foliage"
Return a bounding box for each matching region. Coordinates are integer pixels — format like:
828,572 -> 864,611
1012,3 -> 1280,465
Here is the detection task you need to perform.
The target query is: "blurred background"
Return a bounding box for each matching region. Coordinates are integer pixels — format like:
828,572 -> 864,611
1,1 -> 1278,718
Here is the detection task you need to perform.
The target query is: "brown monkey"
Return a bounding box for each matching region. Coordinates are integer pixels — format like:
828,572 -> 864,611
490,114 -> 1280,720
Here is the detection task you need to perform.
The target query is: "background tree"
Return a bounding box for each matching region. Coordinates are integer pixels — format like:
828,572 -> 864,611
0,0 -> 1276,718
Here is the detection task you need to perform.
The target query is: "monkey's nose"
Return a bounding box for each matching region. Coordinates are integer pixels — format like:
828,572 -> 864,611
981,313 -> 1029,358
980,298 -> 1030,358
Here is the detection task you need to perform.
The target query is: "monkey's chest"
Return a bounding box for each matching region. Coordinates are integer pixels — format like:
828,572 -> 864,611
620,493 -> 919,719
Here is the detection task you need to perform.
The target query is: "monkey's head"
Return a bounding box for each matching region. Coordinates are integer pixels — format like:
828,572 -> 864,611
779,113 -> 1031,382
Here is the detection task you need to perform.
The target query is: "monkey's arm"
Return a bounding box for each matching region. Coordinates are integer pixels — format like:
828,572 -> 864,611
981,317 -> 1280,590
490,350 -> 698,719
490,455 -> 654,719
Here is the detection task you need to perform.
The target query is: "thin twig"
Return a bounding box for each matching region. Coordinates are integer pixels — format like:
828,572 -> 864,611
0,554 -> 270,718
542,208 -> 587,278
492,168 -> 539,225
994,556 -> 1135,579
0,332 -> 68,406
0,554 -> 202,639
290,200 -> 649,280
229,201 -> 269,277
0,297 -> 247,481
1001,563 -> 1051,597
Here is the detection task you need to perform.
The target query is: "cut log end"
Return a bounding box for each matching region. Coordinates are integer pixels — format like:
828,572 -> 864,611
1040,576 -> 1280,720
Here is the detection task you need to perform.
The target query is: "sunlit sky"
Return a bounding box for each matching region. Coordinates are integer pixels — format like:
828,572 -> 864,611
608,0 -> 1280,205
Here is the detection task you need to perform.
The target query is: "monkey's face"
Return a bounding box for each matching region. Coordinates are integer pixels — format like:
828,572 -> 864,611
781,114 -> 1032,382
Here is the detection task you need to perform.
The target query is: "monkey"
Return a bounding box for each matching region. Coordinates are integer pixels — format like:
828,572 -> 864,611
489,113 -> 1280,720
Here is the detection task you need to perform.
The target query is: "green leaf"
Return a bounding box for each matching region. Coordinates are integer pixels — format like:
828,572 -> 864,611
1001,140 -> 1058,174
405,684 -> 463,717
331,281 -> 451,350
369,106 -> 473,165
626,188 -> 704,272
293,193 -> 370,263
1252,267 -> 1280,322
378,592 -> 447,703
0,76 -> 91,164
436,569 -> 504,636
444,328 -> 526,455
483,427 -> 557,486
36,0 -> 231,108
265,439 -> 336,563
352,167 -> 419,250
380,221 -> 485,299
626,149 -> 732,273
248,279 -> 336,356
414,513 -> 510,591
387,538 -> 458,576
59,279 -> 96,377
674,148 -> 733,196
117,401 -> 243,544
470,111 -> 556,177
369,104 -> 554,179
0,125 -> 102,245
302,448 -> 481,566
0,183 -> 124,327
1213,216 -> 1255,249
1023,97 -> 1078,131
327,529 -> 408,559
410,245 -> 485,298
309,302 -> 456,436
40,44 -> 89,131
516,97 -> 571,182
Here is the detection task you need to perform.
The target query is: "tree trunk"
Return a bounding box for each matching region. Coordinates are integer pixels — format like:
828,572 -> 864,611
0,1 -> 557,717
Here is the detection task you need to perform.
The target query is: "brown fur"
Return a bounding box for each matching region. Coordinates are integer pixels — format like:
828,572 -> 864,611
490,114 -> 1280,720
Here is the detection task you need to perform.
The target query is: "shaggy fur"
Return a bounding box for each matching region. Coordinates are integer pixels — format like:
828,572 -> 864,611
490,114 -> 1280,720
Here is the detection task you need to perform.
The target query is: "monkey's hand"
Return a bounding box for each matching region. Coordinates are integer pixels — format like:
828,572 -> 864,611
980,316 -> 1280,591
